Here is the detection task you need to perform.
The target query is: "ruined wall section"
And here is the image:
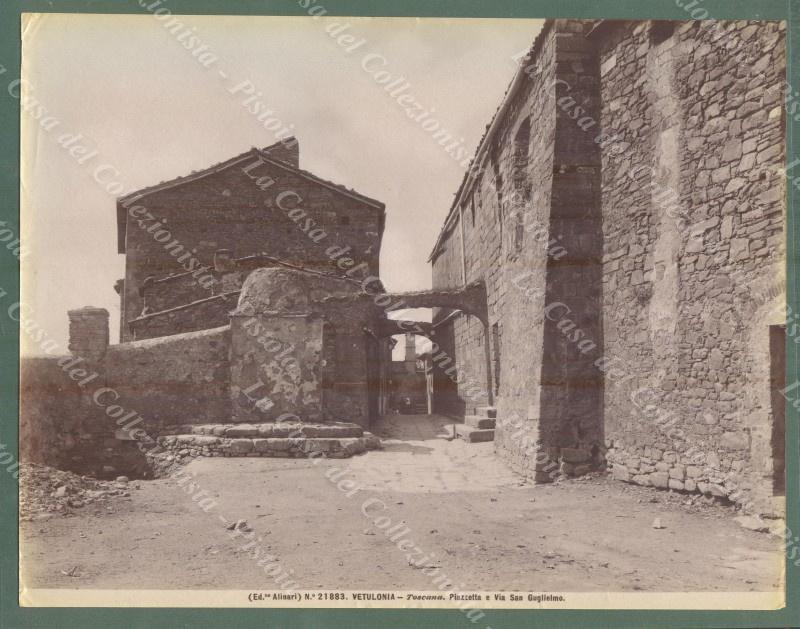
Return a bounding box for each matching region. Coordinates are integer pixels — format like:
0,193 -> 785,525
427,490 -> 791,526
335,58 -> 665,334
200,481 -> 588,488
20,356 -> 84,471
598,20 -> 785,512
20,324 -> 231,477
120,158 -> 383,341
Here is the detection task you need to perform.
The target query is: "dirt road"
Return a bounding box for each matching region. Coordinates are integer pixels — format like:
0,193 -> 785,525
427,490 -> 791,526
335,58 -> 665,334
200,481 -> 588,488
20,415 -> 784,593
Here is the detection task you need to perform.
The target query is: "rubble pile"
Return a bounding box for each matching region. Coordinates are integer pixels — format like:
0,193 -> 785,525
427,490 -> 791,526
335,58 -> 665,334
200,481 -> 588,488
19,463 -> 133,520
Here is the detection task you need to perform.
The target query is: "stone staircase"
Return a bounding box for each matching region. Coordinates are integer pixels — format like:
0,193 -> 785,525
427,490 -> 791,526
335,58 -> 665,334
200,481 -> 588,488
153,421 -> 381,464
452,406 -> 496,443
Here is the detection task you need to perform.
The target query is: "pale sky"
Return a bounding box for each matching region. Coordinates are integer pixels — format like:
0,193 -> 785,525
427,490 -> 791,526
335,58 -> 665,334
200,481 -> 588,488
20,13 -> 543,353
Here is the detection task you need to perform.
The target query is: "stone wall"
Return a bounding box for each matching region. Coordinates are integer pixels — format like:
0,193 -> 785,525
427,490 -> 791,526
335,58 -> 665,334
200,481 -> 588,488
20,355 -> 84,471
20,325 -> 232,477
19,354 -> 156,478
429,19 -> 786,507
595,20 -> 785,512
431,19 -> 605,479
431,21 -> 560,429
104,326 -> 231,433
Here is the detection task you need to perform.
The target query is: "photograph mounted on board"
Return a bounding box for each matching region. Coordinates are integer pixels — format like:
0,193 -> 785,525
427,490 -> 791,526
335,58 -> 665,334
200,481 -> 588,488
16,11 -> 790,611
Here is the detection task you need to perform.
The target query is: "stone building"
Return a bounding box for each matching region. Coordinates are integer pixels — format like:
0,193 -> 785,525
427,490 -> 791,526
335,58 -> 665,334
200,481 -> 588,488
429,19 -> 786,514
20,140 -> 432,477
115,138 -> 385,341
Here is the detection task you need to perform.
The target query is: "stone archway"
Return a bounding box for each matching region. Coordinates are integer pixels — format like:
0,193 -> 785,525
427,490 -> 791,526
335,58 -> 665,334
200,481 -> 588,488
377,280 -> 494,407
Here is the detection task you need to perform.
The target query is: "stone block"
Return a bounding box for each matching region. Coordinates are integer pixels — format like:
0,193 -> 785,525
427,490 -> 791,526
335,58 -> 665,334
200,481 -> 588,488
226,424 -> 259,437
228,439 -> 254,454
302,438 -> 334,454
650,472 -> 670,489
721,431 -> 748,450
465,415 -> 496,429
342,438 -> 367,456
612,464 -> 630,481
686,465 -> 702,478
668,479 -> 684,491
193,436 -> 221,446
455,425 -> 495,443
669,465 -> 685,480
708,483 -> 727,497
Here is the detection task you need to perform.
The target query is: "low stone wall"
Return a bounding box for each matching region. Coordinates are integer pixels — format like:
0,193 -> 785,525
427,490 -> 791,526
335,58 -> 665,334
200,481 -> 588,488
20,325 -> 233,478
20,354 -> 154,478
105,326 -> 231,433
20,355 -> 85,471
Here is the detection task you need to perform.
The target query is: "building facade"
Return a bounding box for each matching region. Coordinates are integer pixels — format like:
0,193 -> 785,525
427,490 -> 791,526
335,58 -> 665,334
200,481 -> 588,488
430,19 -> 786,513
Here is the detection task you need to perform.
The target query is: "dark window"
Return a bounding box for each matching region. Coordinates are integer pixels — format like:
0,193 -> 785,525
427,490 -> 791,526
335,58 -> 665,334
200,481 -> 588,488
513,119 -> 531,252
513,118 -> 531,198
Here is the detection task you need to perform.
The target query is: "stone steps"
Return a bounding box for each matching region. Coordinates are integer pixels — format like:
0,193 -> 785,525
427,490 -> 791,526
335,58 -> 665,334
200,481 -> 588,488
465,414 -> 496,429
160,421 -> 365,439
447,406 -> 498,443
155,421 -> 381,461
453,424 -> 495,443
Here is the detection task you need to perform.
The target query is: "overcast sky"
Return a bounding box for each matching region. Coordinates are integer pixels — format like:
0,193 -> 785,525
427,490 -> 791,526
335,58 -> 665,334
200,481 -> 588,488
20,13 -> 543,353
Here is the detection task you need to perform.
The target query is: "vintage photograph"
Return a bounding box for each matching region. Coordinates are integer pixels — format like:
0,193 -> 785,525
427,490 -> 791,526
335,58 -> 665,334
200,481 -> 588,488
16,11 -> 789,611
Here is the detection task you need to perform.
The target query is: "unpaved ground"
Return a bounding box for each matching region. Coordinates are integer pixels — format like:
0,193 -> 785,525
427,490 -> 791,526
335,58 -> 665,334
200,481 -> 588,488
20,415 -> 784,592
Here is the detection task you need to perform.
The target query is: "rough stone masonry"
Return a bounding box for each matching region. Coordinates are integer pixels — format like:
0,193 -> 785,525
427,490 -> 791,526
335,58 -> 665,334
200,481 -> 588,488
429,19 -> 786,515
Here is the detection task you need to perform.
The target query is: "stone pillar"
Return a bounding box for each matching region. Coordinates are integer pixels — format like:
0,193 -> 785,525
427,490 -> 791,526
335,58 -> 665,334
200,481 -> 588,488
229,268 -> 324,423
68,307 -> 109,361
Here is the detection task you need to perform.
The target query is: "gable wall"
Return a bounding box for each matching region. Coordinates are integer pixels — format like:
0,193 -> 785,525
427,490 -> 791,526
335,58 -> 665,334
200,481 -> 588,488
120,157 -> 383,340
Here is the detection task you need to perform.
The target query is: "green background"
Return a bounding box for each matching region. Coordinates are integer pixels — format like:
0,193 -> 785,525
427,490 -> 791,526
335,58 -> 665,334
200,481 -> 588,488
0,1 -> 797,627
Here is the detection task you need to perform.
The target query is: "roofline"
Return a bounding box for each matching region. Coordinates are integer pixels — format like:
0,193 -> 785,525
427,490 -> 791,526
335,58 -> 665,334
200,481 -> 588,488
253,149 -> 385,211
585,19 -> 629,41
116,144 -> 385,253
118,146 -> 384,211
427,19 -> 555,262
117,149 -> 263,206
